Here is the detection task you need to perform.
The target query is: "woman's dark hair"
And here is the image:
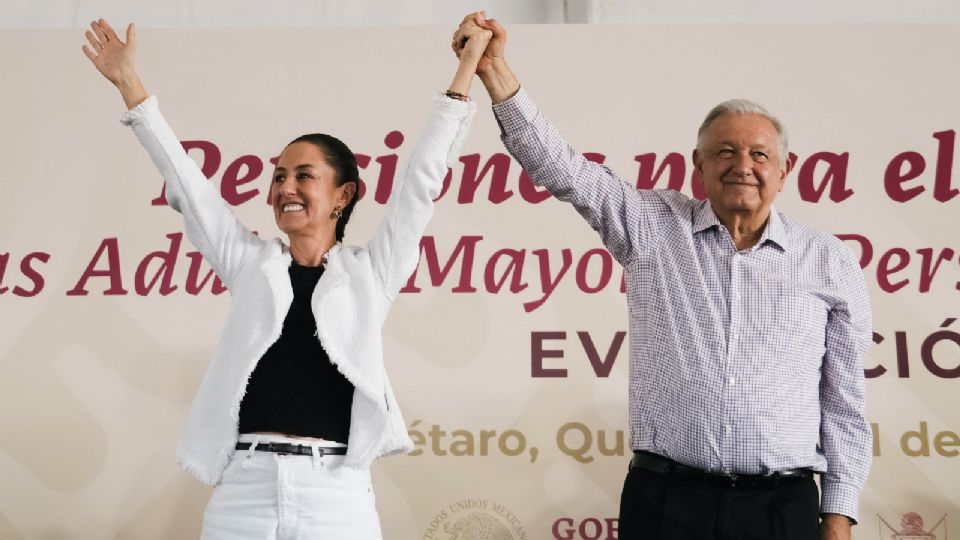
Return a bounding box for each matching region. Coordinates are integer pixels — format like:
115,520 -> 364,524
286,133 -> 360,242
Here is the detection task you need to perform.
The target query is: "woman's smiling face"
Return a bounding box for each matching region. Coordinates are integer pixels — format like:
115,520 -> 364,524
270,141 -> 352,237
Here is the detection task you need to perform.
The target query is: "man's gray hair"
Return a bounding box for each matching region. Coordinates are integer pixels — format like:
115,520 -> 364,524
696,99 -> 789,162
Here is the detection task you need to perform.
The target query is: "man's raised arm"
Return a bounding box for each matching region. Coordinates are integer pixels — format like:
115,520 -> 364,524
453,12 -> 659,265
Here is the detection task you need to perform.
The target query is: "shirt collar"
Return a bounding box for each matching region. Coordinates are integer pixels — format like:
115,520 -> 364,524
693,200 -> 721,234
693,200 -> 790,252
763,207 -> 789,251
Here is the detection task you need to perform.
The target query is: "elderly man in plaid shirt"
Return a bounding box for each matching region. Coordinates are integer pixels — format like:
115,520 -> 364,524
453,12 -> 873,540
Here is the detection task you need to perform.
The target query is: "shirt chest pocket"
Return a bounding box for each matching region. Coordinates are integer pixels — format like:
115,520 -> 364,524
746,281 -> 828,358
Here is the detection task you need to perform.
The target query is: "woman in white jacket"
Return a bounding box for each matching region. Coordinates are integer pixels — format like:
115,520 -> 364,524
82,17 -> 490,540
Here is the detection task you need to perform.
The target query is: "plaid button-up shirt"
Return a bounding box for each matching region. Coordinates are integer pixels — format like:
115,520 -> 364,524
493,89 -> 873,520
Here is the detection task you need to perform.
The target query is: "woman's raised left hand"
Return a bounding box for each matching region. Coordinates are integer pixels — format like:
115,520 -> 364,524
82,18 -> 147,108
82,18 -> 138,87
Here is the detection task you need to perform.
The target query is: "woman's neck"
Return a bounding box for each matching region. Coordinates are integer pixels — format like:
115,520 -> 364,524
289,234 -> 336,267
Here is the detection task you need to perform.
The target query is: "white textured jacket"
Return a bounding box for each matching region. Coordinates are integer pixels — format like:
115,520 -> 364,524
121,94 -> 476,484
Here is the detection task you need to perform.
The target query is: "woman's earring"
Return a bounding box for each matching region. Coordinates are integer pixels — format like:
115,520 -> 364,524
331,205 -> 343,220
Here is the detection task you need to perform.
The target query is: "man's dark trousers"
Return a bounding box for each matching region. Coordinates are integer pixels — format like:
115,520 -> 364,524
618,458 -> 820,540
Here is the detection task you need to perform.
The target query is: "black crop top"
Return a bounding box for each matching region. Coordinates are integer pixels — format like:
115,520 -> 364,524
237,261 -> 354,443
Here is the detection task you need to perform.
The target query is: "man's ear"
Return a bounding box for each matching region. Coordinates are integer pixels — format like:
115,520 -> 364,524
776,153 -> 795,193
783,152 -> 796,177
692,148 -> 705,176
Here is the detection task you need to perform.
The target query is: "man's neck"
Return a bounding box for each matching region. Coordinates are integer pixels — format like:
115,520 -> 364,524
716,208 -> 770,251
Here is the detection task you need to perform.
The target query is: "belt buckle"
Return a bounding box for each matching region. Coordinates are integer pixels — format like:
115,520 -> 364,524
273,443 -> 295,455
726,473 -> 740,488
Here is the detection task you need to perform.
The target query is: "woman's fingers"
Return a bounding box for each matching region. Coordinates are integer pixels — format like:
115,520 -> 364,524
461,29 -> 493,55
456,12 -> 483,36
125,22 -> 136,46
91,20 -> 109,44
453,11 -> 493,58
454,22 -> 482,48
81,44 -> 97,62
85,30 -> 103,51
452,30 -> 466,52
461,24 -> 490,43
99,18 -> 120,42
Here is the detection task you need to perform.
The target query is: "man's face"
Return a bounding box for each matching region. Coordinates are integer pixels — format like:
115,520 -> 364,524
693,113 -> 791,221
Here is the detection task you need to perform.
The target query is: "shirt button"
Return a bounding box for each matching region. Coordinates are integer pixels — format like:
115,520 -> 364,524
724,425 -> 733,435
728,377 -> 736,385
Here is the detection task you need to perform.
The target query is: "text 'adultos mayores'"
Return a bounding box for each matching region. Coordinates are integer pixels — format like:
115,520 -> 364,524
5,233 -> 960,307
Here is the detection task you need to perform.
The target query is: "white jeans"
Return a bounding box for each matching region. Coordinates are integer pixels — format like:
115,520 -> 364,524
201,434 -> 382,540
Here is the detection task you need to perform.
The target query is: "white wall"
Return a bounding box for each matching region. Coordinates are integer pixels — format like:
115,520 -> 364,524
4,0 -> 960,28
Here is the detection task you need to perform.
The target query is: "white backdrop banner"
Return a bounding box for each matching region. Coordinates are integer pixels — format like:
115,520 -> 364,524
0,25 -> 958,540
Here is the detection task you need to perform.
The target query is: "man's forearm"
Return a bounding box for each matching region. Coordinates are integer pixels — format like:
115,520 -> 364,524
479,59 -> 520,104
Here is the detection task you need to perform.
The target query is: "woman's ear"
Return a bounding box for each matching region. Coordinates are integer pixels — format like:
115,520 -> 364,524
340,181 -> 357,206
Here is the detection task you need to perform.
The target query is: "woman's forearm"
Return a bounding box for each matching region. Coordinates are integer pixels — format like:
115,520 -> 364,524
447,26 -> 492,98
116,74 -> 149,110
447,58 -> 479,97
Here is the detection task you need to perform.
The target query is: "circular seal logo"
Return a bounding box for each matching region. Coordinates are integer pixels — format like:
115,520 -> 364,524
423,498 -> 528,540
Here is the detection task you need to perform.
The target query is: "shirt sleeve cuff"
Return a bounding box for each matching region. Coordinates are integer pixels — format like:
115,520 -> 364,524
491,87 -> 538,135
434,92 -> 478,168
119,95 -> 158,126
435,91 -> 478,115
820,480 -> 861,524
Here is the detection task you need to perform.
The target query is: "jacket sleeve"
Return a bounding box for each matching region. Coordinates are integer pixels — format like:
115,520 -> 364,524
121,96 -> 263,289
491,88 -> 656,266
366,93 -> 477,298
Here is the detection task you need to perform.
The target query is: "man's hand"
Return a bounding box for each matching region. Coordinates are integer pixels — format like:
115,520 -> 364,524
451,11 -> 505,76
819,514 -> 852,540
456,22 -> 494,68
81,18 -> 147,108
452,11 -> 518,104
446,23 -> 493,98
